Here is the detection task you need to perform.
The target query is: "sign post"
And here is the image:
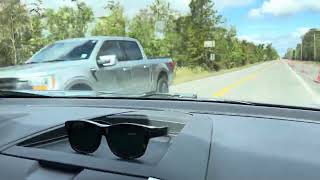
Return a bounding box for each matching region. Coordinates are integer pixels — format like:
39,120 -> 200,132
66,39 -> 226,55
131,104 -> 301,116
155,21 -> 166,40
210,54 -> 215,61
204,41 -> 215,61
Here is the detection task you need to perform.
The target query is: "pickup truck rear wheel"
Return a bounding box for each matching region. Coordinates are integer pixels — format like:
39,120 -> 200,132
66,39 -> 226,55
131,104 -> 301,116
69,84 -> 93,91
157,76 -> 169,93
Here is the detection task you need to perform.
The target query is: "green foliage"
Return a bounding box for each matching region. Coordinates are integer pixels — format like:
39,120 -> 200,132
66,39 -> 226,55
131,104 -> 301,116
0,0 -> 30,65
0,0 -> 94,65
128,0 -> 178,57
92,1 -> 127,36
0,0 -> 279,69
45,2 -> 94,41
302,29 -> 320,61
178,0 -> 222,69
295,44 -> 302,60
286,29 -> 320,61
285,48 -> 295,60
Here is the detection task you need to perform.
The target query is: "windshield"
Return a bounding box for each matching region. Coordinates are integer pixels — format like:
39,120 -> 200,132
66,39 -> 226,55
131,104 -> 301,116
29,40 -> 97,63
0,0 -> 319,109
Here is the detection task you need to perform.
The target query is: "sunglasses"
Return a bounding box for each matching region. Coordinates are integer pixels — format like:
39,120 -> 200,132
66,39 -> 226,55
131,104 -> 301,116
65,120 -> 168,159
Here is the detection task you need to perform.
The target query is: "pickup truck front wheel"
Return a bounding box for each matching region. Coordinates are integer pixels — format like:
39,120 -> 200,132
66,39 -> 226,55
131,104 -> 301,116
157,76 -> 169,93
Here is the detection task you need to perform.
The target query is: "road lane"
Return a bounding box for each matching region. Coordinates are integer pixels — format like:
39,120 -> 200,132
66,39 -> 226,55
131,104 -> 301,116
171,60 -> 320,108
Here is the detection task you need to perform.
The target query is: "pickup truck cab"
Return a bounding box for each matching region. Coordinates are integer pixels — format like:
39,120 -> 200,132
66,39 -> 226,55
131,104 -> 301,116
0,36 -> 174,94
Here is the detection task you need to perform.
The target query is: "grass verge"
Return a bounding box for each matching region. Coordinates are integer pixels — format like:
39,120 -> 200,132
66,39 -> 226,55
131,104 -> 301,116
173,62 -> 264,85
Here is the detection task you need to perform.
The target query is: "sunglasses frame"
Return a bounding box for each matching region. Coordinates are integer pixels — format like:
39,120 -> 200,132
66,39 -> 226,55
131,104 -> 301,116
65,120 -> 168,159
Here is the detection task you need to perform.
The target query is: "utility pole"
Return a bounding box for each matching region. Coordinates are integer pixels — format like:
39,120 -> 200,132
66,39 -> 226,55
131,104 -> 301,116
314,33 -> 317,61
300,44 -> 302,60
301,36 -> 303,60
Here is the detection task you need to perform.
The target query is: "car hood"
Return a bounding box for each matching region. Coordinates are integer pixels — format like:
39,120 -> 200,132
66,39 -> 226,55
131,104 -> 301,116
0,60 -> 87,78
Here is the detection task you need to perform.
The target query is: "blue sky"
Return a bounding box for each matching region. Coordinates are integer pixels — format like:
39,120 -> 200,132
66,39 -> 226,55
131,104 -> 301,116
25,0 -> 320,55
221,0 -> 320,55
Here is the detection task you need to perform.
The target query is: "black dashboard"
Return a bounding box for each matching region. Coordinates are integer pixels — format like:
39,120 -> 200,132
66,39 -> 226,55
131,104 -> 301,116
0,98 -> 320,180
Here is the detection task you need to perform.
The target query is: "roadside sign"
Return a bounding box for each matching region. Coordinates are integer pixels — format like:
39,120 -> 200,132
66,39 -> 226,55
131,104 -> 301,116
210,54 -> 215,61
155,21 -> 165,40
204,41 -> 215,48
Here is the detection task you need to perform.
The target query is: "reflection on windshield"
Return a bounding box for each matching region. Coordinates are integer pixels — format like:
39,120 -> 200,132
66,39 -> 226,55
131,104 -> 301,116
29,40 -> 97,63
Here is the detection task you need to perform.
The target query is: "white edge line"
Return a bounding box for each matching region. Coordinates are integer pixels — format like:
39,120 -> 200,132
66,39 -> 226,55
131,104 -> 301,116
284,61 -> 320,104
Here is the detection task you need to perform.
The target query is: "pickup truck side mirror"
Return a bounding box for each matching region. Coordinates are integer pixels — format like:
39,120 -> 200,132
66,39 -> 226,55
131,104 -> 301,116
97,55 -> 118,67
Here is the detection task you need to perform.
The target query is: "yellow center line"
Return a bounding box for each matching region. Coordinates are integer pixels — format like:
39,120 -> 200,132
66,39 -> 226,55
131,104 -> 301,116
212,62 -> 275,98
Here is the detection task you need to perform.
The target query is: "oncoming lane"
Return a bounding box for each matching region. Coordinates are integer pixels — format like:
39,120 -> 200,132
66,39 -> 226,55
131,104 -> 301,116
171,60 -> 320,108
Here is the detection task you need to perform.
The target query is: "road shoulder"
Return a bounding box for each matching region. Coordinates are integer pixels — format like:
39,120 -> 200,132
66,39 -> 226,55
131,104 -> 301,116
173,62 -> 265,85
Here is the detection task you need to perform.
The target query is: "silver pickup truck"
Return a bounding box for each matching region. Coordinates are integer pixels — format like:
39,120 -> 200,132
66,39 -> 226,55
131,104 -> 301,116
0,36 -> 175,94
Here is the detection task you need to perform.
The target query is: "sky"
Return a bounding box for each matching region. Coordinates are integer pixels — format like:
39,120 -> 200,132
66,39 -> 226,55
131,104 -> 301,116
24,0 -> 320,56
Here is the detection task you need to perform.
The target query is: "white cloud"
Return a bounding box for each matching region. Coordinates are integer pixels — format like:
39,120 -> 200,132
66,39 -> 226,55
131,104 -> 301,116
248,9 -> 263,18
238,34 -> 272,44
249,0 -> 320,18
214,0 -> 254,9
291,27 -> 310,38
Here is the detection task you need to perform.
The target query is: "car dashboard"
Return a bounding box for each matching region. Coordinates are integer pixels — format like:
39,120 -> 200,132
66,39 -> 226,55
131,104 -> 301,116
0,98 -> 320,180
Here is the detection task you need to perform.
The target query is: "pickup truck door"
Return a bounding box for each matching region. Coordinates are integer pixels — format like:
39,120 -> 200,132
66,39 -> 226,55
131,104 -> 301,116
94,40 -> 133,93
119,41 -> 151,93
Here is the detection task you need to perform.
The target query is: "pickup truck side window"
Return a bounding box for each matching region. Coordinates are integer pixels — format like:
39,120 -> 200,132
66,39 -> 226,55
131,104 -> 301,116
119,41 -> 143,61
97,41 -> 124,61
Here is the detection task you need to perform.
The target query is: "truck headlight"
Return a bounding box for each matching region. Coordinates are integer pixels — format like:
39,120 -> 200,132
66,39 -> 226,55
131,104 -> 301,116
20,75 -> 56,91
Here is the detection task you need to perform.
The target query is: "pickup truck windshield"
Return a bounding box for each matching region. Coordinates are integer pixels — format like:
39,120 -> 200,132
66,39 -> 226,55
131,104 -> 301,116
29,40 -> 97,63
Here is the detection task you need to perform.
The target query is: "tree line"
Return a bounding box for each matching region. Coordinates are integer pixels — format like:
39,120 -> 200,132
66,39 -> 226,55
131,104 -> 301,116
0,0 -> 279,70
284,28 -> 320,61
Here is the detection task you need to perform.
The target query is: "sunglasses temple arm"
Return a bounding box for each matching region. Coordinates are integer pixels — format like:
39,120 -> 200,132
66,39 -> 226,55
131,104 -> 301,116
149,127 -> 168,138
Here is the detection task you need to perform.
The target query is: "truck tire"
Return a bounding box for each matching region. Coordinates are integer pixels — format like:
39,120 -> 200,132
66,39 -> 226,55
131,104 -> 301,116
157,76 -> 169,93
69,84 -> 93,91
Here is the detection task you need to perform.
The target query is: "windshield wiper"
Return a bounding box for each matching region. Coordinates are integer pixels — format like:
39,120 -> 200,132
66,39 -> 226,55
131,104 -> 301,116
25,61 -> 38,64
27,59 -> 67,64
141,92 -> 198,99
43,59 -> 68,63
0,89 -> 254,106
140,92 -> 257,105
0,90 -> 51,98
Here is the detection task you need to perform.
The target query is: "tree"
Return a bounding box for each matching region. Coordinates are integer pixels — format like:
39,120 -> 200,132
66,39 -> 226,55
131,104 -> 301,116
286,28 -> 320,61
23,0 -> 48,58
284,48 -> 295,59
0,0 -> 279,69
223,27 -> 246,68
172,15 -> 192,66
265,44 -> 278,60
295,44 -> 301,60
186,0 -> 222,69
129,0 -> 178,57
301,29 -> 320,61
45,2 -> 94,41
0,0 -> 30,65
92,1 -> 127,36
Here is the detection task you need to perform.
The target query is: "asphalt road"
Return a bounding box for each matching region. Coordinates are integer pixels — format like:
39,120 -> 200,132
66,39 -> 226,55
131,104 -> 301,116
171,60 -> 320,108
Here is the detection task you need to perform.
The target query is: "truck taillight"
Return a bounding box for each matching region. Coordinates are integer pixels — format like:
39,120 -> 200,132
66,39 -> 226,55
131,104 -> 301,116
167,62 -> 176,71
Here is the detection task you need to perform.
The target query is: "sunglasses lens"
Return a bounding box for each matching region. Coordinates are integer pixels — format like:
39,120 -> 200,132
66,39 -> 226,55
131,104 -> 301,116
67,121 -> 101,153
107,124 -> 148,159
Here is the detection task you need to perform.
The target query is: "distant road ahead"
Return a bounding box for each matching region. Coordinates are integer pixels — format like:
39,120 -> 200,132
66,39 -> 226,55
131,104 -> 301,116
171,60 -> 320,108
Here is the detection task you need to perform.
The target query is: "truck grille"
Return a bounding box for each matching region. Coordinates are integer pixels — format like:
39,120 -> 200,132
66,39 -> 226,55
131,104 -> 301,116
0,78 -> 18,90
